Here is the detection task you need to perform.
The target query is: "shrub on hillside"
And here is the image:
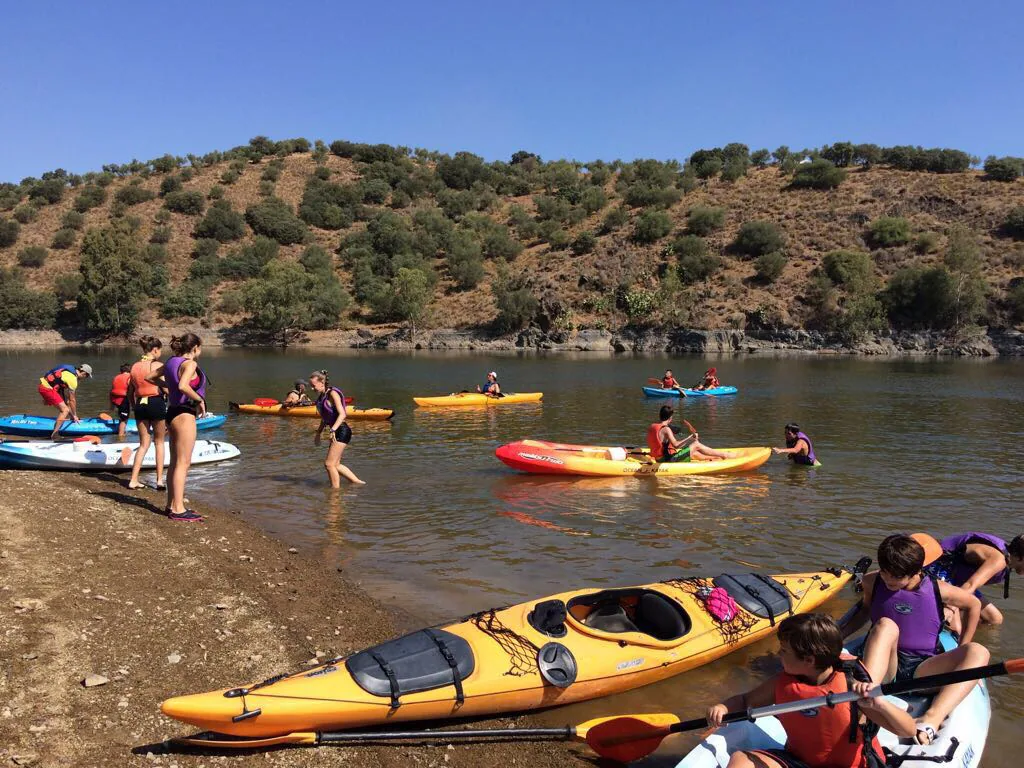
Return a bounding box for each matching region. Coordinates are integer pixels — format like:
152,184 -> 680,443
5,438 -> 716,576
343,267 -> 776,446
76,223 -> 151,333
601,206 -> 629,233
151,154 -> 180,174
882,266 -> 957,329
314,165 -> 332,180
163,190 -> 205,215
580,186 -> 607,214
750,149 -> 771,167
492,278 -> 537,333
188,254 -> 220,281
220,168 -> 241,185
437,188 -> 476,220
534,194 -> 572,222
74,185 -> 106,212
0,218 -> 21,248
790,159 -> 847,190
51,228 -> 77,249
733,220 -> 784,258
54,272 -> 83,302
193,201 -> 247,242
412,208 -> 455,257
436,152 -> 491,190
0,268 -> 57,329
115,184 -> 156,206
220,236 -> 280,278
823,250 -> 874,292
258,180 -> 275,198
29,178 -> 66,205
914,232 -> 940,254
61,210 -> 85,230
571,231 -> 597,255
506,205 -> 539,240
145,243 -> 168,264
686,206 -> 726,235
755,251 -> 787,283
868,216 -> 911,248
13,205 -> 37,224
539,221 -> 571,250
1003,207 -> 1024,240
367,267 -> 432,325
150,226 -> 172,244
623,287 -> 657,323
360,178 -> 392,205
446,231 -> 485,289
390,189 -> 411,209
18,245 -> 47,267
983,156 -> 1024,182
192,238 -> 220,259
632,209 -> 673,243
483,227 -> 523,261
299,178 -> 360,230
159,175 -> 183,197
261,165 -> 281,182
1009,281 -> 1024,322
299,245 -> 333,273
160,279 -> 212,319
207,185 -> 224,200
721,158 -> 749,183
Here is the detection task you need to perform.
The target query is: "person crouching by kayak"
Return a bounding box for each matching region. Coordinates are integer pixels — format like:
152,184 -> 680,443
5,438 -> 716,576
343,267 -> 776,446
110,363 -> 132,440
843,534 -> 989,745
646,405 -> 730,462
706,613 -> 916,768
282,379 -> 311,407
694,367 -> 720,391
661,369 -> 679,389
929,532 -> 1024,633
476,371 -> 501,397
773,423 -> 817,465
311,370 -> 364,487
153,333 -> 208,523
38,363 -> 93,439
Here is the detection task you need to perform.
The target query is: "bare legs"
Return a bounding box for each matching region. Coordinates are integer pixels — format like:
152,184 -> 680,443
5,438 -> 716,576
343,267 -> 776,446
690,439 -> 732,461
324,438 -> 364,487
167,414 -> 196,514
128,419 -> 166,489
50,402 -> 71,440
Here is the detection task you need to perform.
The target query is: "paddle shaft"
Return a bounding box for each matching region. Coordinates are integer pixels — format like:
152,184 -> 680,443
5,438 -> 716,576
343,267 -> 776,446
317,726 -> 575,744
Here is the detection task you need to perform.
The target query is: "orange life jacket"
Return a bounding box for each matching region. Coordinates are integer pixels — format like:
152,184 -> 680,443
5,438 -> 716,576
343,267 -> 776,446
646,422 -> 666,459
110,372 -> 130,402
775,657 -> 884,768
130,360 -> 160,398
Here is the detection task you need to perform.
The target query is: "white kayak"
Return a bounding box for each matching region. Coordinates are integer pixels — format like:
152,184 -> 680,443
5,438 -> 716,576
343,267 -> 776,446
0,439 -> 241,471
676,630 -> 988,768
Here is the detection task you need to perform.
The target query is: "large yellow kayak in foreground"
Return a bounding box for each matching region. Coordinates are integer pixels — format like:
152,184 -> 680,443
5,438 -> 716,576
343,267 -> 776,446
161,567 -> 851,740
496,439 -> 771,476
413,392 -> 543,407
229,402 -> 394,421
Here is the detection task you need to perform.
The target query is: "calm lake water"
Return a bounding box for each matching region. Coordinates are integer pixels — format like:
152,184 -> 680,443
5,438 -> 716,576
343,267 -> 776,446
1,348 -> 1021,766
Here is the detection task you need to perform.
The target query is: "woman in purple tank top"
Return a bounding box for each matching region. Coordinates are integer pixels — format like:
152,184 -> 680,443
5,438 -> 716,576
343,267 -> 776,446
843,534 -> 989,745
936,531 -> 1024,631
772,423 -> 818,466
310,370 -> 364,487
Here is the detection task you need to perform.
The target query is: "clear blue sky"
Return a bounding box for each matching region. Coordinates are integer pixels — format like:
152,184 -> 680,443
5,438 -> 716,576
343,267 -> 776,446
2,0 -> 1021,181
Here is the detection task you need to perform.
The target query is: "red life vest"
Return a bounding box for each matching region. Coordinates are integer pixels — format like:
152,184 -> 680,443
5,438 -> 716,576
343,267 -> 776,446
662,377 -> 678,388
775,657 -> 884,768
646,422 -> 666,459
43,364 -> 77,392
110,372 -> 130,403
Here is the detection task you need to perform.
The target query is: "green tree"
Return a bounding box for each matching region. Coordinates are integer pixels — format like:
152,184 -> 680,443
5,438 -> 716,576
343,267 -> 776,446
193,201 -> 247,242
733,220 -> 785,258
983,156 -> 1023,182
245,198 -> 307,245
18,245 -> 47,267
942,226 -> 987,331
445,231 -> 485,289
632,209 -> 673,243
160,279 -> 212,319
492,275 -> 537,333
1002,207 -> 1024,240
882,266 -> 956,329
571,231 -> 597,255
483,226 -> 523,261
164,190 -> 205,215
159,175 -> 183,197
74,185 -> 106,212
76,223 -> 151,333
13,205 -> 37,224
51,228 -> 76,249
821,142 -> 855,167
0,217 -> 20,248
374,267 -> 431,326
580,186 -> 607,214
686,205 -> 726,235
601,206 -> 629,233
242,259 -> 349,343
750,149 -> 771,167
61,210 -> 85,230
823,250 -> 874,292
790,159 -> 847,189
755,251 -> 787,283
0,268 -> 58,329
114,184 -> 156,206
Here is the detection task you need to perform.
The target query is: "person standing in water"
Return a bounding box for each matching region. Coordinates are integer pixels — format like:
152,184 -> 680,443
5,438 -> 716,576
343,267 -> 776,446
153,333 -> 207,522
310,370 -> 364,486
110,363 -> 132,440
127,336 -> 167,491
38,363 -> 92,439
773,422 -> 818,465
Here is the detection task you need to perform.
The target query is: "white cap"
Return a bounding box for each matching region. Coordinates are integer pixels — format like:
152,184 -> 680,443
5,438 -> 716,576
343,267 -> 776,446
488,371 -> 497,378
78,363 -> 93,377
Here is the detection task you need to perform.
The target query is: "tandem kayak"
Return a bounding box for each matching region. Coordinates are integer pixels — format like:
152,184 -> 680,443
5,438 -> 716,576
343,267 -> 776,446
0,413 -> 227,437
229,402 -> 395,421
495,439 -> 771,476
642,386 -> 738,398
162,566 -> 852,742
0,438 -> 240,471
413,392 -> 543,407
676,630 -> 988,768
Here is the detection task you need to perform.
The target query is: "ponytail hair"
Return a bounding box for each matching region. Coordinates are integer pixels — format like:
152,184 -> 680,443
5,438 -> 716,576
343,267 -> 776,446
1010,535 -> 1024,560
138,335 -> 162,352
170,333 -> 202,355
309,369 -> 329,386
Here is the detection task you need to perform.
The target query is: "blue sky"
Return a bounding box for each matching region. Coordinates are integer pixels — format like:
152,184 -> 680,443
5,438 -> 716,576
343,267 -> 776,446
2,0 -> 1021,181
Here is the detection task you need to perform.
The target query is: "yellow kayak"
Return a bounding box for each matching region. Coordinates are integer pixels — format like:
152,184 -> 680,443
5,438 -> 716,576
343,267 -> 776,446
413,392 -> 543,407
496,439 -> 771,476
161,566 -> 852,742
229,402 -> 395,421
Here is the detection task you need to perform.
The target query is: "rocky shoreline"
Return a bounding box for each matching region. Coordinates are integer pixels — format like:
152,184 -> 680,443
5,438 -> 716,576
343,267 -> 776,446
3,324 -> 1023,357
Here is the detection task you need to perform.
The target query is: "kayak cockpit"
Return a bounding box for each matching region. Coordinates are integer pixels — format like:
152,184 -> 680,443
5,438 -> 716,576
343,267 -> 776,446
567,588 -> 692,642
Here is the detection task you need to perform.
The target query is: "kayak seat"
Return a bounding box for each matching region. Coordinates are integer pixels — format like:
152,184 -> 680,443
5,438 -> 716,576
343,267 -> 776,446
713,574 -> 792,624
346,628 -> 475,708
570,589 -> 691,641
528,599 -> 568,638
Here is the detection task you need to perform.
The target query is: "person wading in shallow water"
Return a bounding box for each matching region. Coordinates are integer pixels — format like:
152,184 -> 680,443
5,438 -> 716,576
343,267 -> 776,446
151,333 -> 208,522
773,423 -> 818,466
310,370 -> 364,487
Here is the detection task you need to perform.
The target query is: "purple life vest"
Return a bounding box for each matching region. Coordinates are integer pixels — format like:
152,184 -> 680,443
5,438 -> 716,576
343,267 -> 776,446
940,532 -> 1009,592
165,355 -> 208,408
787,431 -> 817,465
316,386 -> 346,425
869,575 -> 943,657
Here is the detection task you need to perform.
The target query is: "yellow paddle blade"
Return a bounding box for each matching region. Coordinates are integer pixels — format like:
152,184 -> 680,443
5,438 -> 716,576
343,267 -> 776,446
172,731 -> 318,748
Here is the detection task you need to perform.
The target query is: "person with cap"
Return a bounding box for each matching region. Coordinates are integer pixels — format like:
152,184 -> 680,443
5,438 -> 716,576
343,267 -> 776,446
476,371 -> 501,397
282,379 -> 312,407
694,366 -> 721,391
38,363 -> 93,439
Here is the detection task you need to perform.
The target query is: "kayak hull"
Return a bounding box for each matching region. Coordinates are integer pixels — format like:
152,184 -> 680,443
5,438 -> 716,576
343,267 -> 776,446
413,392 -> 543,407
162,568 -> 851,738
495,440 -> 771,476
675,631 -> 987,768
229,403 -> 394,421
0,413 -> 227,437
642,386 -> 738,398
0,438 -> 240,470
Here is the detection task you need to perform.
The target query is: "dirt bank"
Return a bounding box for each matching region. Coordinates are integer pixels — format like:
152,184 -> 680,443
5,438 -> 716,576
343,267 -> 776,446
0,470 -> 581,768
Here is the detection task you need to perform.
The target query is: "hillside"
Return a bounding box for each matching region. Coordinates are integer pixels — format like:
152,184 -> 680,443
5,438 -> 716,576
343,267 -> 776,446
2,139 -> 1023,347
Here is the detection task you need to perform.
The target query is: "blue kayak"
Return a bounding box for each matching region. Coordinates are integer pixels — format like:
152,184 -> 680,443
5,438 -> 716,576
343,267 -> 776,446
0,413 -> 227,437
642,385 -> 738,397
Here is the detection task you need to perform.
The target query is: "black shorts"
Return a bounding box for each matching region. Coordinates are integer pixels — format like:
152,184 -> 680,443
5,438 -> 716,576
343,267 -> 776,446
331,422 -> 352,445
166,404 -> 199,424
895,650 -> 931,682
115,399 -> 131,421
134,397 -> 167,422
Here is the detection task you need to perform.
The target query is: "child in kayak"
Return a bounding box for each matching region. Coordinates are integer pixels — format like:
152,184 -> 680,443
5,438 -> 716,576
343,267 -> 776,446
476,371 -> 501,396
773,423 -> 817,465
38,363 -> 93,439
706,613 -> 915,768
843,534 -> 989,745
929,532 -> 1024,632
110,363 -> 132,440
661,369 -> 680,389
282,379 -> 312,407
694,367 -> 720,391
646,405 -> 730,462
310,369 -> 364,487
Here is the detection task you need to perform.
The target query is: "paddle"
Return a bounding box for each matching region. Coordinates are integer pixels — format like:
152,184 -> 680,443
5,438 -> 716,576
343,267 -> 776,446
647,377 -> 686,396
174,655 -> 1023,756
